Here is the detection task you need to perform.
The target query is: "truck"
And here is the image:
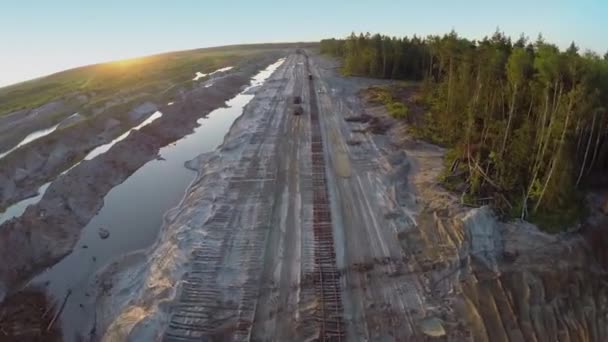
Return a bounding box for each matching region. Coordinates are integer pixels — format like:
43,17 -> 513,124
293,96 -> 303,115
293,105 -> 303,116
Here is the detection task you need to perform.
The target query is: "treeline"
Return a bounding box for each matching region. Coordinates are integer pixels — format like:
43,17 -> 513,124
320,35 -> 429,80
321,32 -> 608,228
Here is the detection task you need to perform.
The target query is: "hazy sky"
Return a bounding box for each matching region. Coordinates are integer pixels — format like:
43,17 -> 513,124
1,0 -> 606,87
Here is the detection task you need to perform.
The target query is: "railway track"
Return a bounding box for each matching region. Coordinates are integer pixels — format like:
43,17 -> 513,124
305,54 -> 345,342
163,59 -> 287,342
163,54 -> 345,341
163,143 -> 277,342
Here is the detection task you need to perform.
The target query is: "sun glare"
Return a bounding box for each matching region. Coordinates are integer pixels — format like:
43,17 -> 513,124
110,57 -> 142,68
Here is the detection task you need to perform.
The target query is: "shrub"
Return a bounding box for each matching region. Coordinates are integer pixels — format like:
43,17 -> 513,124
387,102 -> 408,119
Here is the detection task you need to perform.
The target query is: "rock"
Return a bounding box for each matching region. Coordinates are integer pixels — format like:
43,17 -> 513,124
419,317 -> 446,337
98,228 -> 110,239
462,206 -> 503,273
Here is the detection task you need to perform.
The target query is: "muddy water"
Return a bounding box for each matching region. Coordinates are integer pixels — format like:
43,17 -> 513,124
29,59 -> 284,341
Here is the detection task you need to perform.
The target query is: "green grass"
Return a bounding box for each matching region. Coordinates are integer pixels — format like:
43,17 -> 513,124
0,42 -> 317,117
386,102 -> 408,119
364,85 -> 415,119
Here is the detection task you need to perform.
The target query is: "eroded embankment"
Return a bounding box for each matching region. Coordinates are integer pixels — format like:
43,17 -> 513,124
0,62 -> 251,213
0,110 -> 164,226
0,54 -> 282,303
0,100 -> 80,158
0,100 -> 158,212
360,86 -> 608,341
0,122 -> 61,159
93,56 -> 291,341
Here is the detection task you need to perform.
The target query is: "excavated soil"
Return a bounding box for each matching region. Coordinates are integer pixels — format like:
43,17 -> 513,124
0,54 -> 282,302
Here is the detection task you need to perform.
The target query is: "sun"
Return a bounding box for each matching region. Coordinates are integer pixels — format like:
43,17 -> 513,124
110,57 -> 142,68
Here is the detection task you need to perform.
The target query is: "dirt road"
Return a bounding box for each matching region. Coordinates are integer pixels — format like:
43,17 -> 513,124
100,51 -> 608,342
98,50 -> 429,341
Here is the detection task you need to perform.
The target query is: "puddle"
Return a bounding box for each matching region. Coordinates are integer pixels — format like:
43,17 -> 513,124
84,111 -> 163,161
0,183 -> 50,225
28,58 -> 285,341
192,66 -> 234,81
0,111 -> 163,224
0,123 -> 61,159
212,66 -> 234,74
245,58 -> 285,90
192,71 -> 207,81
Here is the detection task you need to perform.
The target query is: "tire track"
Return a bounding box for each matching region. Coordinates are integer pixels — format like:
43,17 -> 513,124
249,52 -> 315,341
163,57 -> 291,342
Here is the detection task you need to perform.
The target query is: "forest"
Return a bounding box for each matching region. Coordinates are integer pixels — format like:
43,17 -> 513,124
321,32 -> 608,229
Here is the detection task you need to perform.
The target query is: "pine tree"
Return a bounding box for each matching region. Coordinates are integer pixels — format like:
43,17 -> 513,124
320,30 -> 608,227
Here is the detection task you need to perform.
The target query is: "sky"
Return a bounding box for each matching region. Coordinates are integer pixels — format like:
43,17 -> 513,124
1,0 -> 606,87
